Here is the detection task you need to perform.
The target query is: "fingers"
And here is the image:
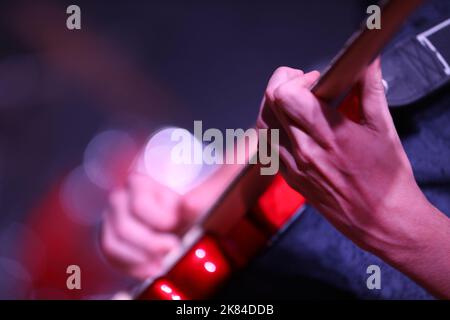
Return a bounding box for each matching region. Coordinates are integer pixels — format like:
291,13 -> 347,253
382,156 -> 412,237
101,220 -> 149,267
101,220 -> 164,279
265,66 -> 305,102
258,68 -> 335,188
257,66 -> 304,131
109,189 -> 179,255
261,61 -> 392,154
270,71 -> 345,149
127,173 -> 179,232
258,67 -> 328,171
359,57 -> 393,131
100,174 -> 183,279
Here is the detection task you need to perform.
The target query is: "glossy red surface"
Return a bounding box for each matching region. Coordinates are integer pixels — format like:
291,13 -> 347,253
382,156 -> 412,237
138,278 -> 187,300
253,174 -> 306,232
167,235 -> 232,299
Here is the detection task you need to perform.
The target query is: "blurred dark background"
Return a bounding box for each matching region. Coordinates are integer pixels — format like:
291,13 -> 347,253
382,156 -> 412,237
0,0 -> 390,299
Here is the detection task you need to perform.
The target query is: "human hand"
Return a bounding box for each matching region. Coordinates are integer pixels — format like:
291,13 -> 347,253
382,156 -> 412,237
100,173 -> 198,279
257,59 -> 432,257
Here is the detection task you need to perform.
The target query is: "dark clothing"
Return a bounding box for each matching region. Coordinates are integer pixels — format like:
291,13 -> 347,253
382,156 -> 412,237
218,0 -> 450,299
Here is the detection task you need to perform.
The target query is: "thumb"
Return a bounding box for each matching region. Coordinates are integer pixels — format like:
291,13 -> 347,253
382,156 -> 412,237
360,57 -> 392,130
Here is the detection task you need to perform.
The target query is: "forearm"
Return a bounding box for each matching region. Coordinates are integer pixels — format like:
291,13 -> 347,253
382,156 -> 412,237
379,200 -> 450,299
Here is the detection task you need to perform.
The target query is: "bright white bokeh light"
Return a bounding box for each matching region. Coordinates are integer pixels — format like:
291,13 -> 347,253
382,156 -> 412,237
204,262 -> 216,273
195,249 -> 206,259
83,130 -> 136,189
161,284 -> 172,294
141,127 -> 203,194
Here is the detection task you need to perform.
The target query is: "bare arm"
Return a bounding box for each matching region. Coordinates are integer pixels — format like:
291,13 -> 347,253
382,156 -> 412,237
257,59 -> 450,299
385,202 -> 450,299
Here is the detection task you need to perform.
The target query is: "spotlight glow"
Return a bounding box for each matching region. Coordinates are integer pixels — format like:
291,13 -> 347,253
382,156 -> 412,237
140,127 -> 203,194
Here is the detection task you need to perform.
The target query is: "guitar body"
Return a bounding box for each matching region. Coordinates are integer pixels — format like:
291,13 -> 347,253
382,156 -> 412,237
137,174 -> 305,300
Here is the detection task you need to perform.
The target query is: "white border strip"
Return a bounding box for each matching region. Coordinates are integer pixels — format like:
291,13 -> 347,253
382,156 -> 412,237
416,18 -> 450,76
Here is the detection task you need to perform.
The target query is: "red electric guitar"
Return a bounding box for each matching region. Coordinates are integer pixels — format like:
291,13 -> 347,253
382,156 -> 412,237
133,0 -> 425,300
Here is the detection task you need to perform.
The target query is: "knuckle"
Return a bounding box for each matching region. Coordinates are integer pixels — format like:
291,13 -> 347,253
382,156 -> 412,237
273,82 -> 294,104
369,78 -> 385,94
131,194 -> 148,218
273,66 -> 303,77
264,87 -> 275,102
114,219 -> 132,242
273,66 -> 292,75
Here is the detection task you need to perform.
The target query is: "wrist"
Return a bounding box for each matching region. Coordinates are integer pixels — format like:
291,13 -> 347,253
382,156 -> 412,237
377,195 -> 439,264
375,196 -> 450,297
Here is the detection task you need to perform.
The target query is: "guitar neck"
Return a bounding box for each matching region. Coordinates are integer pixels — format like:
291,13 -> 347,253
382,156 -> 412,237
134,0 -> 425,300
201,0 -> 425,236
312,0 -> 425,103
